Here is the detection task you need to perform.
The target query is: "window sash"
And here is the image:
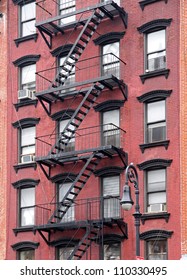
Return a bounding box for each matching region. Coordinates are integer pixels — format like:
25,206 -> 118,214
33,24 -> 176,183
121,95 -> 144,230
21,3 -> 36,36
58,182 -> 75,222
21,64 -> 36,89
58,246 -> 74,260
59,0 -> 76,24
20,187 -> 35,226
104,243 -> 121,260
147,240 -> 167,260
102,42 -> 120,77
19,249 -> 35,260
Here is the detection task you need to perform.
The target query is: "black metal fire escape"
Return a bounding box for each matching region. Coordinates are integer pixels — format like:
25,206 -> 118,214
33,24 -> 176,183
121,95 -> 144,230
34,1 -> 128,260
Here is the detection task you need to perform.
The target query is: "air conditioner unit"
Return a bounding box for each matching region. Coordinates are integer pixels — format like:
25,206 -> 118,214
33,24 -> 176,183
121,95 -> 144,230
148,56 -> 166,72
18,89 -> 35,100
21,154 -> 35,163
148,125 -> 166,143
148,203 -> 166,213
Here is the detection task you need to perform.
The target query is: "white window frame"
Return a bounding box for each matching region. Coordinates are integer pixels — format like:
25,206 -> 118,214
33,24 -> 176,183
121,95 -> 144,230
20,187 -> 35,227
20,64 -> 36,91
145,29 -> 166,72
102,109 -> 120,147
20,126 -> 36,163
20,2 -> 36,37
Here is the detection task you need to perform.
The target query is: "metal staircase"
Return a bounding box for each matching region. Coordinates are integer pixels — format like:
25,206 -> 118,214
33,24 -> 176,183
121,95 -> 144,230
48,152 -> 104,224
53,9 -> 104,87
68,222 -> 102,260
53,82 -> 105,153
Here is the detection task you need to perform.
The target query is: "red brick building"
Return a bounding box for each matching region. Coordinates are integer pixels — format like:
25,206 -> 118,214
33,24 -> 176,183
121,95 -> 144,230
0,0 -> 8,260
6,0 -> 181,260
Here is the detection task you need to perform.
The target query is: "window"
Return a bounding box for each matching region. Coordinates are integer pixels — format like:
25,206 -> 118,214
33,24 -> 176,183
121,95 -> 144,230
20,2 -> 36,37
58,118 -> 75,151
102,109 -> 120,146
59,0 -> 76,24
18,249 -> 35,260
102,176 -> 120,218
146,239 -> 167,260
145,29 -> 166,72
20,126 -> 36,163
19,64 -> 36,100
104,243 -> 120,260
102,42 -> 120,78
146,100 -> 166,143
146,169 -> 166,213
20,187 -> 35,226
59,55 -> 75,90
102,0 -> 120,5
58,182 -> 75,222
58,246 -> 74,260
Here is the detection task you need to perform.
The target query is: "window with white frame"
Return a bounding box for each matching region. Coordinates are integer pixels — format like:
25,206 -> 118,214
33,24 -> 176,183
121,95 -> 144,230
102,42 -> 120,78
58,246 -> 74,260
58,182 -> 75,222
146,100 -> 166,143
102,176 -> 120,218
59,118 -> 75,151
104,243 -> 120,260
20,2 -> 36,37
20,126 -> 36,163
59,0 -> 76,24
145,29 -> 166,72
20,187 -> 35,227
19,64 -> 36,99
146,169 -> 166,213
146,239 -> 167,260
102,109 -> 120,147
59,56 -> 75,90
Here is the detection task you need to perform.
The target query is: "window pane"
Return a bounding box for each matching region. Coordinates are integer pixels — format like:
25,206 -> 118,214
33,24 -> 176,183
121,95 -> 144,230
147,101 -> 165,123
21,64 -> 36,85
19,250 -> 35,260
103,176 -> 119,196
21,188 -> 35,207
59,247 -> 74,260
147,122 -> 166,142
22,20 -> 36,37
103,176 -> 120,218
147,30 -> 165,53
22,145 -> 35,156
147,240 -> 167,260
103,110 -> 119,127
104,243 -> 120,260
21,207 -> 35,226
148,169 -> 166,191
21,3 -> 36,21
21,127 -> 35,146
103,42 -> 119,62
148,192 -> 166,204
59,183 -> 74,222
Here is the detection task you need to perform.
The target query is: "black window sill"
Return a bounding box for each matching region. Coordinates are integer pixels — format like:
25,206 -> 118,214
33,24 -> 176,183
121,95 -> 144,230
141,212 -> 170,224
14,162 -> 37,173
14,33 -> 38,47
14,99 -> 38,111
13,226 -> 34,236
139,0 -> 168,10
140,69 -> 170,84
139,140 -> 170,153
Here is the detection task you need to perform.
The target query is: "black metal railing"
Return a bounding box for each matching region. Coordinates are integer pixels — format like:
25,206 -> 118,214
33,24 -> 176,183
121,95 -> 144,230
35,54 -> 126,92
36,123 -> 126,158
35,196 -> 121,226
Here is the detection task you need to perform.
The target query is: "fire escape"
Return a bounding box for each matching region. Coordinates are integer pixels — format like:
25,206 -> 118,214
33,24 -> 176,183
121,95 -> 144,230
34,0 -> 128,260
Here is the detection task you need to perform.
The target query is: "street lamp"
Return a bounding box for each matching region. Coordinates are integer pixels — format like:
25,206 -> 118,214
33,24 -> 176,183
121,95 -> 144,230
120,163 -> 142,258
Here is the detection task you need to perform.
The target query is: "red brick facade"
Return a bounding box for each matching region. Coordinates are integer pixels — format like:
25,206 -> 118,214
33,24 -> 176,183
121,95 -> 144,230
0,0 -> 7,260
6,0 -> 181,260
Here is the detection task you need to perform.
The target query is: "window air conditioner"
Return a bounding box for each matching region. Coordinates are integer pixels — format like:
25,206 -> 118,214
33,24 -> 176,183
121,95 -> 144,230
21,154 -> 35,163
148,203 -> 166,213
147,56 -> 166,72
18,89 -> 36,100
148,125 -> 165,143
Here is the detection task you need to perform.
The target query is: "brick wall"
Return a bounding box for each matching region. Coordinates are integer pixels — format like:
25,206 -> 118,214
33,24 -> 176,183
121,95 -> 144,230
180,0 -> 187,258
0,0 -> 7,260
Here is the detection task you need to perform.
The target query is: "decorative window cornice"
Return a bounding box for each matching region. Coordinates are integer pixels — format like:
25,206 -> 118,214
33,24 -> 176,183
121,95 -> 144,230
11,241 -> 39,250
12,117 -> 40,128
12,179 -> 40,189
51,109 -> 75,121
51,44 -> 73,57
137,159 -> 172,170
96,234 -> 125,245
51,173 -> 77,183
137,90 -> 172,103
139,140 -> 170,153
94,166 -> 124,177
140,229 -> 173,240
13,54 -> 40,67
139,0 -> 168,11
94,32 -> 125,46
50,239 -> 78,247
12,0 -> 34,5
137,18 -> 172,33
94,100 -> 125,112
